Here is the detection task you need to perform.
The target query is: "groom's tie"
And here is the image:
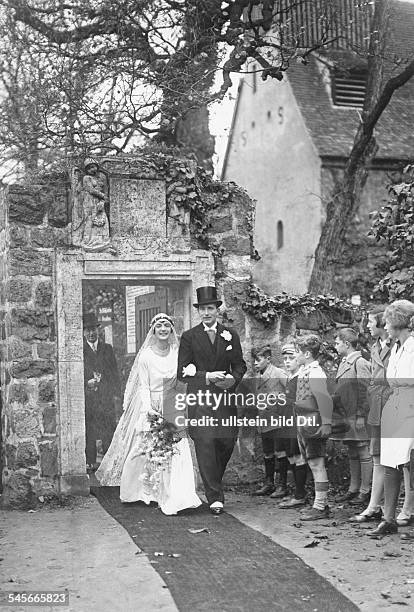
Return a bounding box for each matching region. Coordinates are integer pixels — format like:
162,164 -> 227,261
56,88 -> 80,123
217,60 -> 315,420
206,329 -> 216,344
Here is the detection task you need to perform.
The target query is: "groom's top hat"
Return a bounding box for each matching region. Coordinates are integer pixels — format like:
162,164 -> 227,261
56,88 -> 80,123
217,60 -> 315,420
193,286 -> 222,307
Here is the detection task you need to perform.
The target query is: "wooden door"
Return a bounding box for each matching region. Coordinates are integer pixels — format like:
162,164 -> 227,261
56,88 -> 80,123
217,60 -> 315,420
135,287 -> 168,351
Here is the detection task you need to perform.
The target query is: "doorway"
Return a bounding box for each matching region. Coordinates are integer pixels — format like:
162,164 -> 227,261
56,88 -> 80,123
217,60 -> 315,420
55,250 -> 213,496
82,279 -> 189,477
135,287 -> 168,351
82,279 -> 189,395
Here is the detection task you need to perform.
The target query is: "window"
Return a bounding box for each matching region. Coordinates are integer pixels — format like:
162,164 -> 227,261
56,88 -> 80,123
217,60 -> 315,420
331,68 -> 367,108
277,220 -> 284,250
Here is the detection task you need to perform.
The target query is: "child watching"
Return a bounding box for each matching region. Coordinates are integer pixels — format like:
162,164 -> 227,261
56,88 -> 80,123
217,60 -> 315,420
278,343 -> 308,508
295,335 -> 333,520
252,345 -> 287,497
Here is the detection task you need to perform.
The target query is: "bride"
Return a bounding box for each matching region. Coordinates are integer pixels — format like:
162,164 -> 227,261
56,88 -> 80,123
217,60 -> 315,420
95,312 -> 202,515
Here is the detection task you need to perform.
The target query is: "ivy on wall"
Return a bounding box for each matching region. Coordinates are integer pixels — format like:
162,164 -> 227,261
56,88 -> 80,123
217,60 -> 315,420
60,150 -> 362,327
369,164 -> 414,300
242,283 -> 356,328
138,144 -> 256,256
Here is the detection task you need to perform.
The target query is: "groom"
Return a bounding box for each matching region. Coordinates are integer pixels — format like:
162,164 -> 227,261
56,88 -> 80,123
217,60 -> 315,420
177,286 -> 247,514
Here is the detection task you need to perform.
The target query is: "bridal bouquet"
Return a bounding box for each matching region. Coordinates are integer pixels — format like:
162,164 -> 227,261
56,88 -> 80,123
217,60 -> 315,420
139,411 -> 181,493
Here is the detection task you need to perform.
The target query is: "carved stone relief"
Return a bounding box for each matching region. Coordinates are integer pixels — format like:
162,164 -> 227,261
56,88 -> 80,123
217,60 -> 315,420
71,158 -> 191,255
71,159 -> 117,255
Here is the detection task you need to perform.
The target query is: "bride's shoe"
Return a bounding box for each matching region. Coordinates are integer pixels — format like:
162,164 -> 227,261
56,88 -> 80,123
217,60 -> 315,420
210,501 -> 224,515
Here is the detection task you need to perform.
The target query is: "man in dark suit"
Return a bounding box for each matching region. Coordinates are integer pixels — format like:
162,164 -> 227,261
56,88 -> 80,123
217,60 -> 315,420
177,286 -> 247,514
83,313 -> 121,470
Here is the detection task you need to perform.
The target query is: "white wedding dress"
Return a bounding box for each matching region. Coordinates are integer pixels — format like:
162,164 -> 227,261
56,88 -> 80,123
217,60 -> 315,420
96,344 -> 202,515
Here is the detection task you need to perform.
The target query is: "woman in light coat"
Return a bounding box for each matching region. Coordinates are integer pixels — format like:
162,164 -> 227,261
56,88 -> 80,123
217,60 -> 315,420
368,300 -> 414,537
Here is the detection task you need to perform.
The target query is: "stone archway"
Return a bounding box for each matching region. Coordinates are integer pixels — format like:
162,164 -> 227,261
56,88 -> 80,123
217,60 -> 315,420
56,250 -> 213,496
1,153 -> 257,507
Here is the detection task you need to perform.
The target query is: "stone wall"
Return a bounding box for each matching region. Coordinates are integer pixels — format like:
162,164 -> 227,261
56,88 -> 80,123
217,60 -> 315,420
0,189 -> 8,493
1,155 -> 277,505
3,154 -> 348,499
0,179 -> 70,507
1,156 -> 353,500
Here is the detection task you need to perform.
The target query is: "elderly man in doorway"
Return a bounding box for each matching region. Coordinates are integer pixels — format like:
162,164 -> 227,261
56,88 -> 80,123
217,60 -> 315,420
83,313 -> 121,471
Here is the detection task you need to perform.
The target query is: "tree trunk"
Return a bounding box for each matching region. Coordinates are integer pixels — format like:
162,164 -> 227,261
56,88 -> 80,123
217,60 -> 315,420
308,138 -> 376,293
23,151 -> 39,176
308,0 -> 391,294
174,106 -> 215,173
157,92 -> 216,174
155,0 -> 221,173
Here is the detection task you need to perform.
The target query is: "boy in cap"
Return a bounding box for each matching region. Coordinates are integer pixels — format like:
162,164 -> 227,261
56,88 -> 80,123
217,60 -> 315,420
294,335 -> 333,520
252,345 -> 288,497
278,343 -> 308,508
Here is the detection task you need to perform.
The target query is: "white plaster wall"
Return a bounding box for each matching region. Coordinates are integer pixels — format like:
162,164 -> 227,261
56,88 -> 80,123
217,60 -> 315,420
223,75 -> 323,294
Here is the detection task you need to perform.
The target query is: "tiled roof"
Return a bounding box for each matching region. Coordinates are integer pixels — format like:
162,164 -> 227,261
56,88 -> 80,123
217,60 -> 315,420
287,1 -> 414,160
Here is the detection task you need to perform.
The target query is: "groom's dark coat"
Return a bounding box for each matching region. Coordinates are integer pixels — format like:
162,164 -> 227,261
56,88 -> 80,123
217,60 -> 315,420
177,322 -> 247,435
177,321 -> 247,504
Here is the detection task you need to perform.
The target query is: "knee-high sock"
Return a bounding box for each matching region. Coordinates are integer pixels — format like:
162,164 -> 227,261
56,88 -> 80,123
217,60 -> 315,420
293,464 -> 307,499
310,463 -> 329,510
383,466 -> 402,523
264,456 -> 275,482
348,458 -> 361,493
364,455 -> 384,513
400,466 -> 414,517
347,443 -> 360,493
358,444 -> 373,494
278,456 -> 288,487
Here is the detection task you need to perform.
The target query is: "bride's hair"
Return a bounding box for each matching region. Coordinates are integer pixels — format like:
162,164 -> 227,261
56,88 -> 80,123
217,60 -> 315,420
150,312 -> 174,329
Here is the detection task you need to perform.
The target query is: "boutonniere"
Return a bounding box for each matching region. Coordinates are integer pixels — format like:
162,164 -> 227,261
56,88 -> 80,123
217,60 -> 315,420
226,345 -> 232,351
220,329 -> 232,342
182,363 -> 196,377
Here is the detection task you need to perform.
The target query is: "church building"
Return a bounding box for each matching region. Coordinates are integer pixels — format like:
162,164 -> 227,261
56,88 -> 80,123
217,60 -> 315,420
222,0 -> 414,297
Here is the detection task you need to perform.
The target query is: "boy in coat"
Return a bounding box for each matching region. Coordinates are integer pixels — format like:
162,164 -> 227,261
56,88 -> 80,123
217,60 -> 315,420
333,328 -> 372,507
278,343 -> 308,508
295,335 -> 333,521
252,345 -> 287,497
